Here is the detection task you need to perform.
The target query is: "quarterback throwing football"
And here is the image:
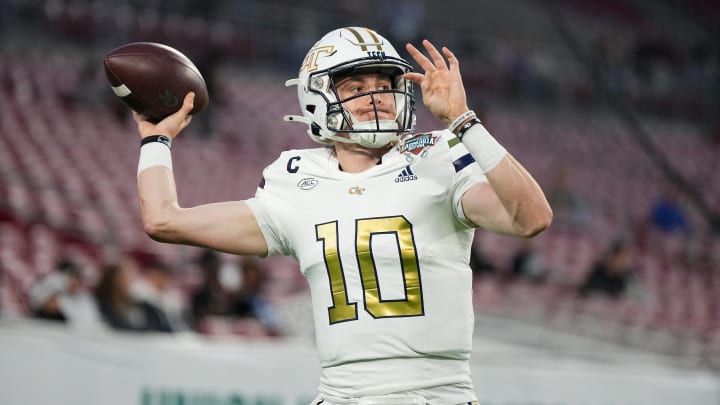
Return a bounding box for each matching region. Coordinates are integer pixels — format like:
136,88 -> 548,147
133,27 -> 552,405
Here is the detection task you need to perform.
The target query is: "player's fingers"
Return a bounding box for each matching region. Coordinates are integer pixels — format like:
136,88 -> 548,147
405,43 -> 435,72
150,92 -> 194,137
443,47 -> 460,73
180,92 -> 195,115
164,92 -> 194,123
179,115 -> 193,131
402,72 -> 424,85
132,111 -> 142,123
422,40 -> 448,71
132,111 -> 151,123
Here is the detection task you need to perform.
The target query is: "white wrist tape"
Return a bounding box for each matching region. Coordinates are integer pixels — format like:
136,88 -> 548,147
138,142 -> 173,175
460,123 -> 507,173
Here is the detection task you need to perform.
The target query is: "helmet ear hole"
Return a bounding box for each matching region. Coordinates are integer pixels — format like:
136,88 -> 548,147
306,105 -> 316,114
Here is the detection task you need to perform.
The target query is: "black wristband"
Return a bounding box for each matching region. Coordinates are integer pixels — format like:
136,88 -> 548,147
456,118 -> 482,140
140,135 -> 172,149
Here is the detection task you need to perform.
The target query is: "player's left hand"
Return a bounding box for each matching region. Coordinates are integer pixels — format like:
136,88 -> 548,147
403,40 -> 470,127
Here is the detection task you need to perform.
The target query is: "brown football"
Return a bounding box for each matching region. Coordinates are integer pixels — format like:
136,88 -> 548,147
103,42 -> 209,122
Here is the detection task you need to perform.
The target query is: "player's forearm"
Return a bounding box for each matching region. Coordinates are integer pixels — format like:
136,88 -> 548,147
137,166 -> 182,241
485,154 -> 553,237
456,119 -> 552,237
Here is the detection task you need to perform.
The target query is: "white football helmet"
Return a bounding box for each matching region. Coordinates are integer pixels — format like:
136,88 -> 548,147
284,27 -> 416,148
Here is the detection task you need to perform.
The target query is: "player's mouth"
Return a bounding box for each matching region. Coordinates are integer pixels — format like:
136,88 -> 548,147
356,108 -> 394,121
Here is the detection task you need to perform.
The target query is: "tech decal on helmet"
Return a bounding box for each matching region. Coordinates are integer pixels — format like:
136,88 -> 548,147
284,27 -> 416,148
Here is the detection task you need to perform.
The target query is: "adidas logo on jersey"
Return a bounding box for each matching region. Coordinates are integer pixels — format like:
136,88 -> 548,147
395,166 -> 418,183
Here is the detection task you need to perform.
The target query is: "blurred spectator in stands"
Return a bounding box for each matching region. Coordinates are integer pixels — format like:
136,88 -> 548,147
508,238 -> 547,283
592,32 -> 632,95
95,256 -> 173,333
131,257 -> 191,332
190,249 -> 281,336
681,42 -> 719,117
649,184 -> 691,235
190,249 -> 234,324
469,243 -> 496,280
546,168 -> 591,231
578,240 -> 637,299
232,256 -> 281,336
630,21 -> 677,96
28,258 -> 103,329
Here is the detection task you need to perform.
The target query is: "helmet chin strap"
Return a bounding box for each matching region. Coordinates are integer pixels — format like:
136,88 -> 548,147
335,109 -> 400,148
349,120 -> 400,148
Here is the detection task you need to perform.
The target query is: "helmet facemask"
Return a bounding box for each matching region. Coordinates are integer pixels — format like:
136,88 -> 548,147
324,65 -> 415,148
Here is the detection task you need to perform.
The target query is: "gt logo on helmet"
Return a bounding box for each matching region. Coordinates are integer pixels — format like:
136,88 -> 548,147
301,45 -> 335,73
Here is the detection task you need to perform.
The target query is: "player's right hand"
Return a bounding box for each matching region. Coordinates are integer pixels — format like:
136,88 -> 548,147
134,92 -> 195,140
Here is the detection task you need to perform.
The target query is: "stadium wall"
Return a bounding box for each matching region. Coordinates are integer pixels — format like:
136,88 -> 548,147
1,319 -> 718,405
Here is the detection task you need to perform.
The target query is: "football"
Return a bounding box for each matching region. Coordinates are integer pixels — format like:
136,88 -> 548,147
103,42 -> 209,122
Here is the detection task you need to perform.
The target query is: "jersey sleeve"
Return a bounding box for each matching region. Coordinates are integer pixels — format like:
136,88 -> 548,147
442,130 -> 488,228
244,154 -> 296,257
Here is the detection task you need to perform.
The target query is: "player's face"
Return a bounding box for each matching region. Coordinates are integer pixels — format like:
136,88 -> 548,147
334,73 -> 396,122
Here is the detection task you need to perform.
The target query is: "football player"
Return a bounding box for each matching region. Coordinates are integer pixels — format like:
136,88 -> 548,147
133,27 -> 552,404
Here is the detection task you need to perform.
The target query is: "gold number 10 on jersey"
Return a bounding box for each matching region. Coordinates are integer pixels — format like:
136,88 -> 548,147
316,216 -> 425,324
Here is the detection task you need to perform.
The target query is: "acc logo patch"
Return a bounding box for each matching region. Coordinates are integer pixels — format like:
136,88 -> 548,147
397,132 -> 439,156
297,177 -> 318,190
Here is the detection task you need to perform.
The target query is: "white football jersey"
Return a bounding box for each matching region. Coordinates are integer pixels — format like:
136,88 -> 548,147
246,130 -> 486,397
